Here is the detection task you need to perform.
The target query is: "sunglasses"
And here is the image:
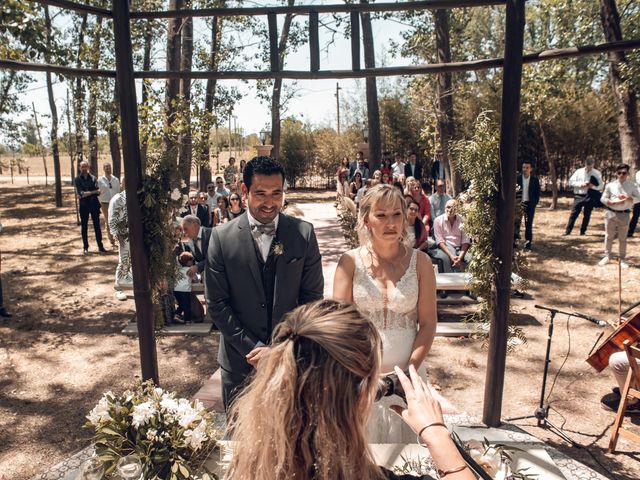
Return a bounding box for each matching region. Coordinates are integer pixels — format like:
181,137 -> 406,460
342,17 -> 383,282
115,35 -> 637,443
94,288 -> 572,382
617,171 -> 629,175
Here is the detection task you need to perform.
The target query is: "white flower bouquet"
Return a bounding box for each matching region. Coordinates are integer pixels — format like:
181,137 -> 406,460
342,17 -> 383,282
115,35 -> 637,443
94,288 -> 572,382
85,380 -> 220,479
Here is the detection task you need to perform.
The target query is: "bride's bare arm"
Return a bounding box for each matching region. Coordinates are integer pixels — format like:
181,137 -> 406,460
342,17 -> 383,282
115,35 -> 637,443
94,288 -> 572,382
409,252 -> 437,369
332,251 -> 356,303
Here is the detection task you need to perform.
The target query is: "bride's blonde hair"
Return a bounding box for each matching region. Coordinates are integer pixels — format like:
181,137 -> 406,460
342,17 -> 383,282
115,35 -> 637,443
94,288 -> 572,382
356,184 -> 409,247
225,300 -> 384,480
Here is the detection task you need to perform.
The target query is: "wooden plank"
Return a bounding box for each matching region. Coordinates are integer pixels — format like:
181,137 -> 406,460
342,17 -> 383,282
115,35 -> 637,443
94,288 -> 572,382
3,39 -> 640,80
112,0 -> 159,384
29,0 -> 112,17
309,11 -> 320,72
350,11 -> 360,71
268,12 -> 279,72
128,0 -> 508,19
483,0 -> 525,428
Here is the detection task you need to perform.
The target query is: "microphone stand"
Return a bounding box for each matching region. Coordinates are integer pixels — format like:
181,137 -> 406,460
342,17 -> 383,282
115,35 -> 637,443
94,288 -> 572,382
507,305 -> 590,448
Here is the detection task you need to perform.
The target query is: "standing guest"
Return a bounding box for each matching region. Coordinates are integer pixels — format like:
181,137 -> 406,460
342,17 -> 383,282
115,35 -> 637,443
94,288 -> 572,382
224,157 -> 239,186
430,150 -> 446,185
205,182 -> 218,211
198,191 -> 212,227
349,172 -> 363,200
239,159 -> 247,174
380,158 -> 392,178
429,179 -> 451,220
0,217 -> 11,318
350,154 -> 370,182
406,196 -> 429,250
404,152 -> 423,181
628,168 -> 640,237
405,177 -> 431,230
181,215 -> 212,278
564,157 -> 603,236
205,156 -> 324,410
173,251 -> 194,325
598,164 -> 640,268
391,153 -> 406,181
108,181 -> 132,296
75,160 -> 106,254
213,176 -> 230,199
336,157 -> 350,196
432,200 -> 471,273
180,190 -> 210,228
213,195 -> 231,226
515,160 -> 541,250
227,193 -> 245,221
97,162 -> 120,247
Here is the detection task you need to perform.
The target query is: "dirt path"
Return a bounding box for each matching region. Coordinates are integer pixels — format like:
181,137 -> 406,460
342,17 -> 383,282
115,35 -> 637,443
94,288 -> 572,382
1,184 -> 639,479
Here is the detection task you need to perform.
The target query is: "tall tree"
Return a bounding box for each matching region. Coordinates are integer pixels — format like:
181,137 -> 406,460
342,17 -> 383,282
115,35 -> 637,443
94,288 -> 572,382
434,9 -> 460,195
108,80 -> 122,179
44,6 -> 62,206
599,0 -> 640,169
360,0 -> 381,172
73,14 -> 88,171
87,16 -> 103,174
164,0 -> 184,159
178,6 -> 194,185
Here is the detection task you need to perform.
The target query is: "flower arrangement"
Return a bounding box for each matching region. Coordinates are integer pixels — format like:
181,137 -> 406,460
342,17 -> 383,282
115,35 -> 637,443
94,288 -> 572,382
85,380 -> 220,479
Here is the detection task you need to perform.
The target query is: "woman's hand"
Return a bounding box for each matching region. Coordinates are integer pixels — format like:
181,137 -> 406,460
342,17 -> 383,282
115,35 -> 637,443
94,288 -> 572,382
389,365 -> 444,435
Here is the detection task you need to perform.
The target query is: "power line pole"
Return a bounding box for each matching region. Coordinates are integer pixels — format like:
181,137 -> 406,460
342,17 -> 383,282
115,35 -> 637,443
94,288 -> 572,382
335,82 -> 342,135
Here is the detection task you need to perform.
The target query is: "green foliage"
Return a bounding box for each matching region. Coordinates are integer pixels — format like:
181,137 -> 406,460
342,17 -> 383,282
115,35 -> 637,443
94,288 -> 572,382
336,204 -> 359,250
279,117 -> 314,186
451,112 -> 528,348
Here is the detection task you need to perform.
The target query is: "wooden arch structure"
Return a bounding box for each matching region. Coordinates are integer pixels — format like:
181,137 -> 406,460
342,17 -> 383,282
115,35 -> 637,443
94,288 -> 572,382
5,0 -> 640,427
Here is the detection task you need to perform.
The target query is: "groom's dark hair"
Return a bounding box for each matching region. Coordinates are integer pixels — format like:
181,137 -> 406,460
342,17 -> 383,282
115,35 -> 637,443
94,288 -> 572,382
243,156 -> 286,190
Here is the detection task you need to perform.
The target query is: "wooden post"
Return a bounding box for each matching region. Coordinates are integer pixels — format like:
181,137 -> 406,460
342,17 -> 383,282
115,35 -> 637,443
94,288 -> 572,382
268,12 -> 279,72
309,11 -> 319,72
482,0 -> 525,427
112,0 -> 159,384
350,11 -> 360,71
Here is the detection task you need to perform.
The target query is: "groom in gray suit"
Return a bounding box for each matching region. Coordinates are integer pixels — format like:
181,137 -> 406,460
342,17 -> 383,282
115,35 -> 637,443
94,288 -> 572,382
205,157 -> 324,410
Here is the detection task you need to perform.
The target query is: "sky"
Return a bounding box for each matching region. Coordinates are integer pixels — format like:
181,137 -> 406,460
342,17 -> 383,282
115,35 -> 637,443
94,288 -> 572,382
15,4 -> 414,142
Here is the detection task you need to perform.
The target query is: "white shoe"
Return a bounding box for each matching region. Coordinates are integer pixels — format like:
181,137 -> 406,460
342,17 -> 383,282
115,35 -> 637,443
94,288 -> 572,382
620,261 -> 630,269
115,291 -> 128,301
598,256 -> 610,266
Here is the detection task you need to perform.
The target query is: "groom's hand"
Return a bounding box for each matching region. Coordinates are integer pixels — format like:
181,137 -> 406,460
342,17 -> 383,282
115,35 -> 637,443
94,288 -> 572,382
246,346 -> 270,369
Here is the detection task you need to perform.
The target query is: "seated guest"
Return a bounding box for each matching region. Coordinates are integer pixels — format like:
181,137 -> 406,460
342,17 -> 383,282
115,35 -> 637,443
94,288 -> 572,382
432,200 -> 471,273
356,179 -> 373,206
226,299 -> 475,480
349,172 -> 363,200
181,215 -> 211,276
429,179 -> 451,220
372,170 -> 382,183
228,193 -> 245,221
381,158 -> 392,179
381,171 -> 391,185
405,177 -> 431,227
601,350 -> 640,414
213,175 -> 230,199
405,196 -> 429,249
180,190 -> 210,228
214,195 -> 231,226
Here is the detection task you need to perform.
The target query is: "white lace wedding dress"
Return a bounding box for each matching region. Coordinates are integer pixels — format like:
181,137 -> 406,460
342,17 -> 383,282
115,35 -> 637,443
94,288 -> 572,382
352,247 -> 429,443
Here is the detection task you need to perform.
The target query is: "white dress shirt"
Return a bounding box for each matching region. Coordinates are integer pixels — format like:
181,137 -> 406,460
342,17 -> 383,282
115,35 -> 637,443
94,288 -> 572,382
392,162 -> 405,179
568,167 -> 603,195
247,210 -> 279,262
601,179 -> 640,211
522,175 -> 530,203
98,175 -> 121,204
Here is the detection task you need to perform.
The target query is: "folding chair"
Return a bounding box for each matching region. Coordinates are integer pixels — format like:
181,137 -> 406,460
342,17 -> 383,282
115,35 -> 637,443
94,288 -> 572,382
608,339 -> 640,453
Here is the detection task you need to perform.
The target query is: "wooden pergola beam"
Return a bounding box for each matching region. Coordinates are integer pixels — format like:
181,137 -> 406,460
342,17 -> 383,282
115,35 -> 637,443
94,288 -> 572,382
3,38 -> 639,80
351,11 -> 361,71
28,0 -> 112,17
309,11 -> 320,72
128,0 -> 507,19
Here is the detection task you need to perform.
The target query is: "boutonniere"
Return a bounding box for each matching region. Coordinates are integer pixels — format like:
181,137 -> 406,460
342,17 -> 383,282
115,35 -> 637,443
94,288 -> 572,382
272,241 -> 285,257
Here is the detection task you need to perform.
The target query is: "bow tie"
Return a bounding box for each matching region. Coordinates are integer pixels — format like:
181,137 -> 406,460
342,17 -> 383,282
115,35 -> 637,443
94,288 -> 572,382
250,222 -> 276,239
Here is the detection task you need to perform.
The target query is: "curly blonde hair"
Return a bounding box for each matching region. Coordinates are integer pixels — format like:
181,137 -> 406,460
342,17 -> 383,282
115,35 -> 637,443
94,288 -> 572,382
225,300 -> 384,480
356,183 -> 409,247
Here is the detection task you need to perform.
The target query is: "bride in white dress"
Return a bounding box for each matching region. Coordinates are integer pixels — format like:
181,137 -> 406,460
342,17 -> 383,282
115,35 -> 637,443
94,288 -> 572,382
333,184 -> 438,443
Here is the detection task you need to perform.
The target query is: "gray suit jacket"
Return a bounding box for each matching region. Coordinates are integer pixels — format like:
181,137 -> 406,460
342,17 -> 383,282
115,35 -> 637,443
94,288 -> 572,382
205,212 -> 324,374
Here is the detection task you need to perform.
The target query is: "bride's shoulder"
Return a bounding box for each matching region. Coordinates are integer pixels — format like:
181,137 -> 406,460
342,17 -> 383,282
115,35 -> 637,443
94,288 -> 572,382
336,248 -> 360,270
415,249 -> 435,270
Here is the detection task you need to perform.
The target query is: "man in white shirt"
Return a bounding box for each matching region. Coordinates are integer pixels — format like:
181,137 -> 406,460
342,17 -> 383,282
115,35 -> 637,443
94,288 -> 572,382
97,163 -> 120,246
628,169 -> 640,237
391,153 -> 405,181
564,157 -> 603,236
108,184 -> 131,298
598,164 -> 640,268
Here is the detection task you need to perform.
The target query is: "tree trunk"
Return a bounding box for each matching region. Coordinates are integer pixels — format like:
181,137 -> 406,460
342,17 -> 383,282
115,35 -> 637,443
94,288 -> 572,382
44,6 -> 62,207
599,0 -> 640,170
361,1 -> 381,172
140,19 -> 154,165
435,9 -> 460,195
74,14 -> 88,172
87,17 -> 103,175
200,15 -> 221,191
178,11 -> 194,186
164,0 -> 183,160
271,0 -> 295,161
0,71 -> 16,116
539,122 -> 557,209
32,102 -> 49,186
109,80 -> 122,179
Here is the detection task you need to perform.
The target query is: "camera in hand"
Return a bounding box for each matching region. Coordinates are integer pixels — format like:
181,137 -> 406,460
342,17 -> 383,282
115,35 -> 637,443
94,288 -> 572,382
375,370 -> 409,402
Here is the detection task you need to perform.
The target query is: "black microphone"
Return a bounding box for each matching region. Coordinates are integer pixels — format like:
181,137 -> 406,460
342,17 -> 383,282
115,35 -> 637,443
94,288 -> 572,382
535,305 -> 607,327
